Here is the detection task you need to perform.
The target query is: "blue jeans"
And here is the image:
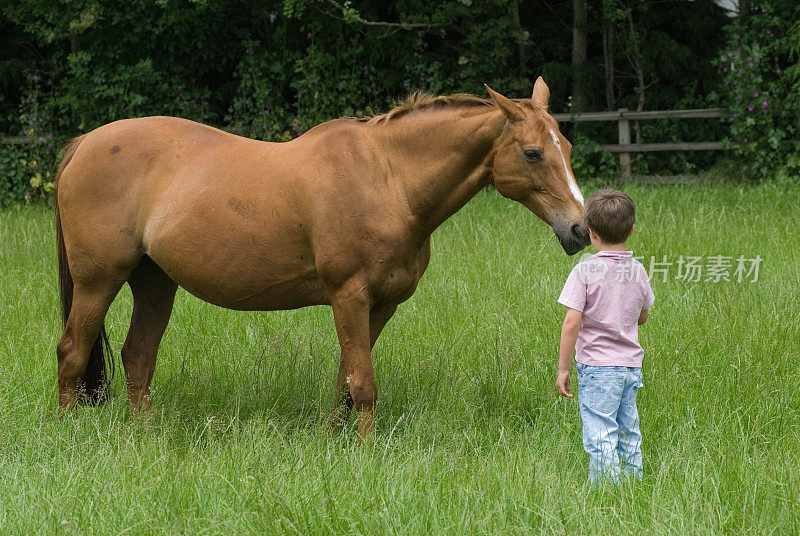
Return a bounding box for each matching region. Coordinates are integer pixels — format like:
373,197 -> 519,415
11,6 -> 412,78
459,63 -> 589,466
576,362 -> 643,483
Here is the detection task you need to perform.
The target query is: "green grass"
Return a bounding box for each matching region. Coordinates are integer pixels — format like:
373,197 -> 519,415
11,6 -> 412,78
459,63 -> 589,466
1,183 -> 799,535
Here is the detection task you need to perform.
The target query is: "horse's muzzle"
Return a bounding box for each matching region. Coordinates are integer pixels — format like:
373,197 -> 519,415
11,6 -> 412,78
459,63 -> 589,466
555,221 -> 590,255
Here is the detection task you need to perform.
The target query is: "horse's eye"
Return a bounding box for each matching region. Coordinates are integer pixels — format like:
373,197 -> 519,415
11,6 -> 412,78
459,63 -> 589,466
524,148 -> 542,163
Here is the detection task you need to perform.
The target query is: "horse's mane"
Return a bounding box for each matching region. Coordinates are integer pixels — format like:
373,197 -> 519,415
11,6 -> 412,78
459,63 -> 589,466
339,91 -> 545,125
349,91 -> 544,124
366,92 -> 493,123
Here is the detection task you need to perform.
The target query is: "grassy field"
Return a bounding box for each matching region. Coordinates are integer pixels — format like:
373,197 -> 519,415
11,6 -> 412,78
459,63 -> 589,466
1,183 -> 799,535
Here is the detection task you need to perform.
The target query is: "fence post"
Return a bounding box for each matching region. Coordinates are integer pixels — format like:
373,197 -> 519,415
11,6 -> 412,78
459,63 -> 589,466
617,108 -> 631,180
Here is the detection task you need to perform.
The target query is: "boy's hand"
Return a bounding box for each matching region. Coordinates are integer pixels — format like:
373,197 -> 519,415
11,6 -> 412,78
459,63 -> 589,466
558,308 -> 580,399
556,370 -> 573,398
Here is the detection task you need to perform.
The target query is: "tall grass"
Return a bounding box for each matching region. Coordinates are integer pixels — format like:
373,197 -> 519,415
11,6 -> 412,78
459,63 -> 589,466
0,183 -> 798,535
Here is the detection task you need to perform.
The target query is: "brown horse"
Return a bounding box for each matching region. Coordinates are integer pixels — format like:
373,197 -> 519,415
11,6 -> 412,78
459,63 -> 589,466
54,78 -> 588,434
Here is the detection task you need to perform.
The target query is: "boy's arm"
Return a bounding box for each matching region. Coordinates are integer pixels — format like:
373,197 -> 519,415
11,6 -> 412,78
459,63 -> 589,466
556,308 -> 582,398
639,264 -> 655,326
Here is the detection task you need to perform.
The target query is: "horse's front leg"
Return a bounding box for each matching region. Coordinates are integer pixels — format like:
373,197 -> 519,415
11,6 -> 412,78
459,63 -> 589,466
332,304 -> 398,428
329,278 -> 376,438
332,353 -> 354,427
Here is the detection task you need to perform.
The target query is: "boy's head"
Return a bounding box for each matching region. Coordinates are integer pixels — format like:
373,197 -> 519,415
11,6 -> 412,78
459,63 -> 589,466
583,189 -> 635,245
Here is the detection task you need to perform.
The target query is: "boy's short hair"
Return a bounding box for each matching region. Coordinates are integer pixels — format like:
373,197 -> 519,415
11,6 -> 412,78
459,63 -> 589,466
583,189 -> 635,244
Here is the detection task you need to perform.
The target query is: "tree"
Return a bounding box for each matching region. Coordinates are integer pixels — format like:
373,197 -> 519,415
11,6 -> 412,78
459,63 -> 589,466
601,1 -> 616,110
571,0 -> 588,112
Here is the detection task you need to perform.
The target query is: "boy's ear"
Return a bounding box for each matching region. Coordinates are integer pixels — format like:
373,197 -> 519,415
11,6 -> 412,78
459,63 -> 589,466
629,224 -> 635,237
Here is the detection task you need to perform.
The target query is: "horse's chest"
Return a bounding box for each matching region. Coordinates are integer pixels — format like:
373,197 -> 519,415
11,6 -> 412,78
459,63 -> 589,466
371,265 -> 416,304
369,241 -> 430,305
313,224 -> 430,305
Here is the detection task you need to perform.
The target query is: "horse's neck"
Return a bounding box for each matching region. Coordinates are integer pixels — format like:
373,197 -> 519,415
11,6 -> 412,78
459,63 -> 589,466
377,109 -> 505,240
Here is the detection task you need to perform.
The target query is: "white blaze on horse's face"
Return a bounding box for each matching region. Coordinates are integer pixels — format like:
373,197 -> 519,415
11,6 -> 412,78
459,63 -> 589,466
548,128 -> 584,206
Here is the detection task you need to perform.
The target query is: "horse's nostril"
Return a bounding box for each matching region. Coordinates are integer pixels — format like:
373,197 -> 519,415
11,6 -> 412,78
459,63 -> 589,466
570,222 -> 588,240
557,222 -> 590,255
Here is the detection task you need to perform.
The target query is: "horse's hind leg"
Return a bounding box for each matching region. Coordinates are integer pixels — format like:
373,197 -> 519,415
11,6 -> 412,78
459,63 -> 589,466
57,282 -> 124,408
121,256 -> 177,412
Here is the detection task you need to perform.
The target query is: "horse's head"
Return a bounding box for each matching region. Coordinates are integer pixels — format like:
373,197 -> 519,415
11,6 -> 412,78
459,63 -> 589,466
486,78 -> 589,255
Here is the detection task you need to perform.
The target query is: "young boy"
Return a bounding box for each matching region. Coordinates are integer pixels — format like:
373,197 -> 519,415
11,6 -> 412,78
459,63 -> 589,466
556,189 -> 654,483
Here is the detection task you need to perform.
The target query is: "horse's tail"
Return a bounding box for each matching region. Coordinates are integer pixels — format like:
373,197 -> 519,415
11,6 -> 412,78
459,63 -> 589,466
55,135 -> 112,405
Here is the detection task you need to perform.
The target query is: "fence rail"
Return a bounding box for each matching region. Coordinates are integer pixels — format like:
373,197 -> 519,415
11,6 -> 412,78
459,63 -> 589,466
601,141 -> 725,153
551,108 -> 723,122
553,107 -> 727,180
0,136 -> 33,145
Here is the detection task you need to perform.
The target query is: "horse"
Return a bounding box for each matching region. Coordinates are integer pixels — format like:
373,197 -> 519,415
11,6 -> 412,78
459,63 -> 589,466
54,77 -> 589,435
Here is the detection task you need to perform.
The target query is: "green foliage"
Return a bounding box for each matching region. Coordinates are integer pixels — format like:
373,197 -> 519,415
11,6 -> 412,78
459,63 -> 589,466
0,144 -> 30,207
717,4 -> 800,179
225,41 -> 294,141
56,52 -> 215,132
787,10 -> 800,107
594,0 -> 728,111
13,72 -> 60,206
568,131 -> 618,180
289,40 -> 385,133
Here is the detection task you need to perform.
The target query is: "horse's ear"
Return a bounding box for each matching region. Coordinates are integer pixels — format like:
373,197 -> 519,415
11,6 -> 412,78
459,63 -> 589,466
485,84 -> 524,122
532,76 -> 550,109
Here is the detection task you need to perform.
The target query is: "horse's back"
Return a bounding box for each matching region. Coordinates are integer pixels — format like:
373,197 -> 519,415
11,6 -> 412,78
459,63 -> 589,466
59,117 -> 241,208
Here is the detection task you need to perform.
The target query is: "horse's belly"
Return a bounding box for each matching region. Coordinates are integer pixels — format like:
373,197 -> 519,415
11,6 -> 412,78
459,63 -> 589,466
150,245 -> 329,310
178,271 -> 329,311
144,201 -> 329,311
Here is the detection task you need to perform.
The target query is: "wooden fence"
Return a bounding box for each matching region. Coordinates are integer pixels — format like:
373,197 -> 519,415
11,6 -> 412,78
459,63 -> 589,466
551,108 -> 726,181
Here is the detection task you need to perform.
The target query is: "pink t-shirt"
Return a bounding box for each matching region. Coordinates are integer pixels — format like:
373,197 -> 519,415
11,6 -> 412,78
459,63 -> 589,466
558,251 -> 655,367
